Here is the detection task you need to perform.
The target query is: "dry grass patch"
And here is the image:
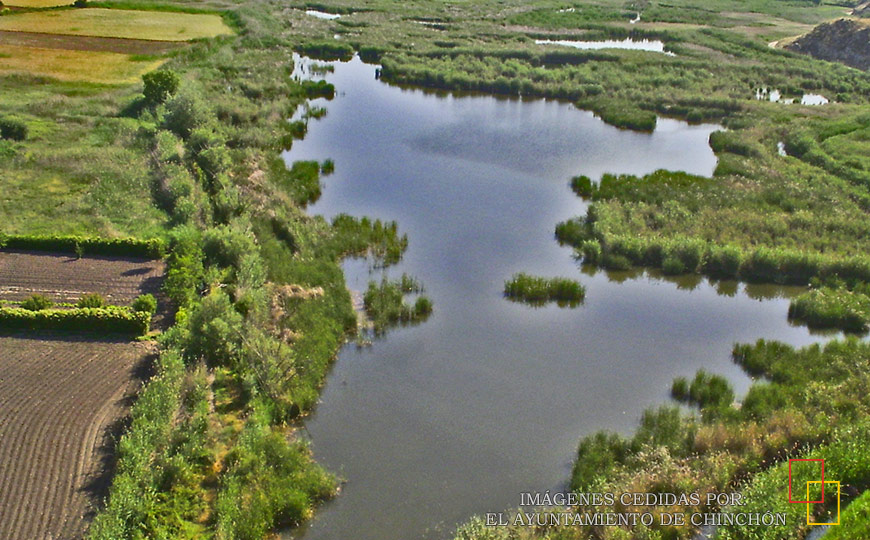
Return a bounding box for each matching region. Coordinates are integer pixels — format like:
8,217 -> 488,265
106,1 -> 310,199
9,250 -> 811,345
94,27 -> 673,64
0,44 -> 164,83
0,8 -> 233,41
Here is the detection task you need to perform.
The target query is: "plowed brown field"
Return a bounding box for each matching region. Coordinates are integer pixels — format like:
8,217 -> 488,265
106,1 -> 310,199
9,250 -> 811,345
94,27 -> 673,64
0,251 -> 164,305
0,335 -> 153,540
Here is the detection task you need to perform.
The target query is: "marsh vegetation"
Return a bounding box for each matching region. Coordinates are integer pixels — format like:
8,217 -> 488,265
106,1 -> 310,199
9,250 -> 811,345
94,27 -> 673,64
503,272 -> 585,307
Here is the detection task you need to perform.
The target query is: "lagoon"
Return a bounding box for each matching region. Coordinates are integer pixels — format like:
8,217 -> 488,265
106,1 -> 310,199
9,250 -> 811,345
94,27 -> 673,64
282,55 -> 831,540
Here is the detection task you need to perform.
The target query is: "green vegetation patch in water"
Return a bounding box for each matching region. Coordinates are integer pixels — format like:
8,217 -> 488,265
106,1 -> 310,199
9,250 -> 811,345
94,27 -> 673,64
363,273 -> 432,335
503,272 -> 585,307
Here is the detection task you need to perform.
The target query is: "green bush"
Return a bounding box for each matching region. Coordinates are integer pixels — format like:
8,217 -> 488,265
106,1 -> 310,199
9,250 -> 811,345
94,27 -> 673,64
77,293 -> 105,309
788,288 -> 870,333
0,117 -> 27,141
183,288 -> 244,365
571,431 -> 631,490
20,294 -> 53,311
133,293 -> 158,314
570,175 -> 594,198
320,159 -> 335,175
162,91 -> 210,139
143,70 -> 180,105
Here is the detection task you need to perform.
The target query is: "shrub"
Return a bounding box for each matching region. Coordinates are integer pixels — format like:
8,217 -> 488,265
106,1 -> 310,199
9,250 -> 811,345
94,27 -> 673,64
77,293 -> 105,309
320,159 -> 335,175
571,431 -> 631,490
662,256 -> 686,275
554,218 -> 592,245
703,244 -> 743,278
21,294 -> 52,311
184,289 -> 244,366
74,0 -> 87,7
143,70 -> 180,105
163,91 -> 210,139
671,376 -> 689,401
577,240 -> 601,264
133,294 -> 158,314
570,175 -> 594,198
686,369 -> 734,408
602,252 -> 632,270
788,288 -> 870,333
0,118 -> 27,141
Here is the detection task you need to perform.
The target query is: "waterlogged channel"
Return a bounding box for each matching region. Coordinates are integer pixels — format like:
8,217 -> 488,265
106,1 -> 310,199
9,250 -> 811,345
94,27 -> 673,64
282,55 -> 833,540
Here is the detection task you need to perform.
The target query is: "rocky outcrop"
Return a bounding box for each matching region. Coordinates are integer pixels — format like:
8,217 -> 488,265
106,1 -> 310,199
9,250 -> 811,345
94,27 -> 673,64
787,18 -> 870,71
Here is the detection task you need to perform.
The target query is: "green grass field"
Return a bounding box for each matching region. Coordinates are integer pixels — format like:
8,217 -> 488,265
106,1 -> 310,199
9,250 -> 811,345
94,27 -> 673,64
0,8 -> 232,41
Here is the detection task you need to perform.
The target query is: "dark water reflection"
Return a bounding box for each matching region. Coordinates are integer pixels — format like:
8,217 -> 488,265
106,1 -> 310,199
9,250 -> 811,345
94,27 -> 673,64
281,56 -> 834,540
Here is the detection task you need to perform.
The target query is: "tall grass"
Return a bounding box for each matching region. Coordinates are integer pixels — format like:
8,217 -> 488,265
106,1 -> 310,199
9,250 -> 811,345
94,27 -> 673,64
363,274 -> 432,334
788,287 -> 870,333
503,272 -> 585,307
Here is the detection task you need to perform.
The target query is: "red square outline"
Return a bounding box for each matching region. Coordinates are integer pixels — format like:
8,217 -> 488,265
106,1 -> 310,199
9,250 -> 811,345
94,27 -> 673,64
789,459 -> 824,504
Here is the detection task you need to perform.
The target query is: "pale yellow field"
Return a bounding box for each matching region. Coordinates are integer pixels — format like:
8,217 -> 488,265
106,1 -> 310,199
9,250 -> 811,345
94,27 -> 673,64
0,8 -> 233,41
2,0 -> 73,7
0,45 -> 165,83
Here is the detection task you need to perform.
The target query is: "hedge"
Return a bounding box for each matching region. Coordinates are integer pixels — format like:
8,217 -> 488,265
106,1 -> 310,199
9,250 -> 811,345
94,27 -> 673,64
0,306 -> 151,335
0,234 -> 165,259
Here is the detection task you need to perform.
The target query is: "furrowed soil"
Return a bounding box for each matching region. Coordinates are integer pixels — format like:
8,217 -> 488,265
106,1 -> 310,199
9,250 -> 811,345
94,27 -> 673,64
0,251 -> 164,304
0,335 -> 153,540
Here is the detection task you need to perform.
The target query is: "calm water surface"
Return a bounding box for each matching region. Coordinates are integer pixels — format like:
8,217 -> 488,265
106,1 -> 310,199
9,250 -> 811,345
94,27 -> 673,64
535,38 -> 672,54
282,56 -> 832,540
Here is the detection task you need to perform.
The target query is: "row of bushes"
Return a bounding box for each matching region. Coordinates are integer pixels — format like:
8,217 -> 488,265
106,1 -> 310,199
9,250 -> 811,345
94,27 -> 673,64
12,292 -> 156,313
503,272 -> 585,306
0,234 -> 165,259
0,305 -> 152,335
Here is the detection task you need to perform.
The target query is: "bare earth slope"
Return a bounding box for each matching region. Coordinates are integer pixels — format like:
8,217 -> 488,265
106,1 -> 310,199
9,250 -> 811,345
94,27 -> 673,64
0,336 -> 152,540
787,18 -> 870,70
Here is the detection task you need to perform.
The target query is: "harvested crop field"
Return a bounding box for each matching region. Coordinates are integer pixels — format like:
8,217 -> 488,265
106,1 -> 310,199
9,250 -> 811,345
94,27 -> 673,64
0,335 -> 153,539
0,30 -> 187,55
0,44 -> 165,84
0,8 -> 233,41
0,251 -> 165,305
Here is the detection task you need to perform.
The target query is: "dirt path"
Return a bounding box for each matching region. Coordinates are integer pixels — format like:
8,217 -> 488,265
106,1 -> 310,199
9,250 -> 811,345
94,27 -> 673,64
0,335 -> 153,540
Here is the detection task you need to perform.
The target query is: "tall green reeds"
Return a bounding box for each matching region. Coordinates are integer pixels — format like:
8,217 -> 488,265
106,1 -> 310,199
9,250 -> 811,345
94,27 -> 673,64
503,272 -> 585,306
